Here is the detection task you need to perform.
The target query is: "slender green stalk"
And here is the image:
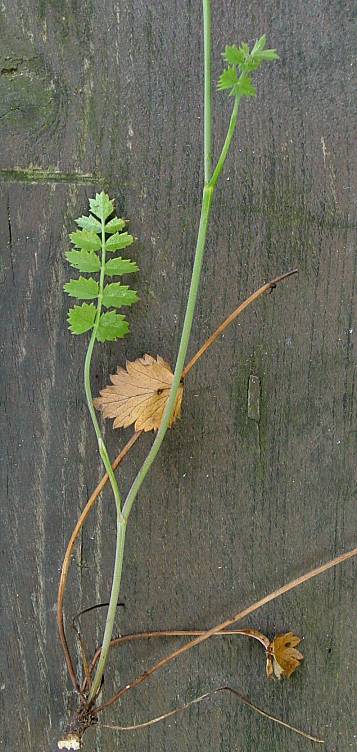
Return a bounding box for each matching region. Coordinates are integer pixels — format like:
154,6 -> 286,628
88,517 -> 126,702
83,217 -> 128,704
122,183 -> 213,521
84,221 -> 123,517
203,0 -> 212,181
87,0 -> 243,704
209,95 -> 240,188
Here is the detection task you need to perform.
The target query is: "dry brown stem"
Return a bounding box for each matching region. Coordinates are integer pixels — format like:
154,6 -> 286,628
81,627 -> 269,692
100,685 -> 324,743
182,268 -> 297,377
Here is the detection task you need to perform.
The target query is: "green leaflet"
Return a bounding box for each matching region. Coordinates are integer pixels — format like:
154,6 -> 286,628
96,311 -> 129,342
89,192 -> 114,221
105,217 -> 126,234
253,49 -> 279,62
217,68 -> 256,97
240,42 -> 250,58
65,250 -> 101,273
251,34 -> 267,53
223,45 -> 245,66
64,276 -> 99,299
102,283 -> 139,309
67,303 -> 96,334
235,77 -> 256,97
69,230 -> 102,252
105,232 -> 134,252
240,59 -> 261,73
251,35 -> 279,60
105,257 -> 139,276
75,215 -> 102,233
217,67 -> 237,91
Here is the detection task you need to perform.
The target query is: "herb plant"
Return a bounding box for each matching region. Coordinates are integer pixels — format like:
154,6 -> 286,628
56,3 -> 357,749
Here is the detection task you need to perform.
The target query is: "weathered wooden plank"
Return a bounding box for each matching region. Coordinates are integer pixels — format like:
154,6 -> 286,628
0,1 -> 356,751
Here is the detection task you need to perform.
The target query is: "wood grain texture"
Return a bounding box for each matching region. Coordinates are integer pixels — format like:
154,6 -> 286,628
0,1 -> 356,750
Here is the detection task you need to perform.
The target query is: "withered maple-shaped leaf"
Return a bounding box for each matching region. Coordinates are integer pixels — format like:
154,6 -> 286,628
266,632 -> 304,679
94,354 -> 184,432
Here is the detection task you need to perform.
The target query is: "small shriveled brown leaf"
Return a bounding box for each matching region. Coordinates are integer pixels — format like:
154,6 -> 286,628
266,632 -> 304,679
94,354 -> 184,432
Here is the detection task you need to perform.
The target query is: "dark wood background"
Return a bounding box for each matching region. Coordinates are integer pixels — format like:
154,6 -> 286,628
1,1 -> 356,750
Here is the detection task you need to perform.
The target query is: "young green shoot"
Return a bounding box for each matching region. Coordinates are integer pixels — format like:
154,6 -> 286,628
63,192 -> 139,692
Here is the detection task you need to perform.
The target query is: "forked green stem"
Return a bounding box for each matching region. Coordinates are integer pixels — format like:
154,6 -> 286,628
88,0 -> 241,704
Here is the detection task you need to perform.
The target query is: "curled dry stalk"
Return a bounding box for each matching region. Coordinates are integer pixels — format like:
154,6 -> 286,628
100,686 -> 324,743
83,627 -> 270,691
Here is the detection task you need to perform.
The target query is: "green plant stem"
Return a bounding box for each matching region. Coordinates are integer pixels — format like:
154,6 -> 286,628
84,336 -> 121,514
88,518 -> 126,702
88,0 -> 242,705
121,98 -> 241,520
84,220 -> 123,516
209,94 -> 240,188
203,0 -> 212,181
122,184 -> 213,520
84,218 -> 126,704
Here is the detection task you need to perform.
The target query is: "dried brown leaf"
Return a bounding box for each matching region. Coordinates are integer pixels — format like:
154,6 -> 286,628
94,354 -> 183,432
266,632 -> 304,679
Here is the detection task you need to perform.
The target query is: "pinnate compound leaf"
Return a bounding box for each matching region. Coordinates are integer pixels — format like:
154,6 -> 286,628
266,632 -> 304,680
63,276 -> 99,299
94,354 -> 183,432
69,230 -> 101,252
105,257 -> 139,276
65,250 -> 101,273
105,217 -> 127,234
105,232 -> 134,252
102,283 -> 139,308
217,67 -> 238,91
67,303 -> 96,335
74,215 -> 101,233
89,192 -> 114,221
96,312 -> 129,342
